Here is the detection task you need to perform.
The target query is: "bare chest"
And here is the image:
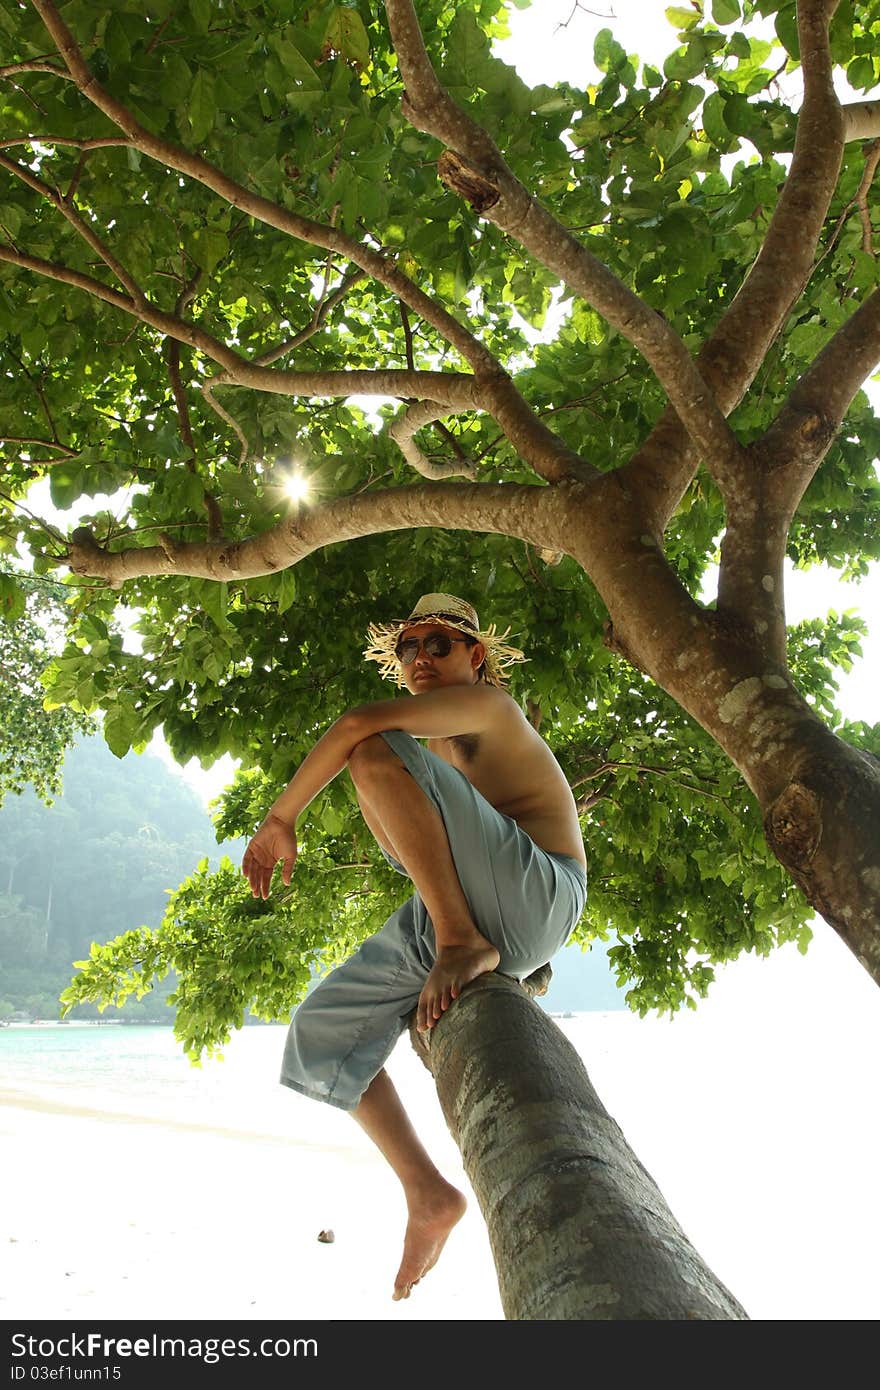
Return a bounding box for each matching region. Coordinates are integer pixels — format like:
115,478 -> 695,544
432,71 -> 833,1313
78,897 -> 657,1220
428,728 -> 508,806
427,732 -> 482,773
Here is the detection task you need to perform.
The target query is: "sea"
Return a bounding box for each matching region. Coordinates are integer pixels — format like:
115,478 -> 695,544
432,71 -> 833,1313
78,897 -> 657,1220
2,929 -> 880,1324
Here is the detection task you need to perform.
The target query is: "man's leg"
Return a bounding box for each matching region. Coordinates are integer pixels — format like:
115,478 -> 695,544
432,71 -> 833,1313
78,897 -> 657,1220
348,734 -> 499,1031
353,1067 -> 466,1300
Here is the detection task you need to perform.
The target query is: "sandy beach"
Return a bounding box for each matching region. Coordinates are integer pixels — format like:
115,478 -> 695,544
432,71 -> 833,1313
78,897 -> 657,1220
0,1030 -> 504,1323
3,925 -> 880,1325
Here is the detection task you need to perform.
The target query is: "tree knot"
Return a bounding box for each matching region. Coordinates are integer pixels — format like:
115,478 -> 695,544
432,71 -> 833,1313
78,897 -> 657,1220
764,781 -> 822,870
800,412 -> 828,443
437,150 -> 500,213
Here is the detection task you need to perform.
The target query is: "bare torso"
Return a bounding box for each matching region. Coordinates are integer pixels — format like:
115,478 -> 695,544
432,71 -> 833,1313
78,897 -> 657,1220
425,697 -> 586,870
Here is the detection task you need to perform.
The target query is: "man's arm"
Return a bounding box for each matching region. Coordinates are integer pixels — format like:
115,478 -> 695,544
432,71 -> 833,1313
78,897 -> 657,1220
242,684 -> 516,896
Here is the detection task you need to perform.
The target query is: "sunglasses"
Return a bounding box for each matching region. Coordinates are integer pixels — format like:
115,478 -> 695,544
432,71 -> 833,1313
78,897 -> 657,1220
395,633 -> 473,664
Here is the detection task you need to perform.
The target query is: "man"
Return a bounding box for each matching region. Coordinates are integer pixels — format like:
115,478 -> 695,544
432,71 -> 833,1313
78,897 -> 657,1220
242,593 -> 587,1302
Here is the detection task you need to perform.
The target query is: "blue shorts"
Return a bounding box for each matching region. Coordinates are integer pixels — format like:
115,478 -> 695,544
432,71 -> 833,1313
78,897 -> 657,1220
280,730 -> 587,1111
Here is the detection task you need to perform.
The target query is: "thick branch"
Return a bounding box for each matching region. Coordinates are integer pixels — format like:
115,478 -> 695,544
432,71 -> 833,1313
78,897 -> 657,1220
1,240 -> 561,484
717,288 -> 880,654
386,1 -> 741,477
716,501 -> 789,666
64,480 -> 565,588
759,287 -> 880,511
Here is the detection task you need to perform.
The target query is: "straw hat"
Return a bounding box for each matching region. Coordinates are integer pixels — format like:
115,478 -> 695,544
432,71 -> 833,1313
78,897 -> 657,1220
364,592 -> 526,688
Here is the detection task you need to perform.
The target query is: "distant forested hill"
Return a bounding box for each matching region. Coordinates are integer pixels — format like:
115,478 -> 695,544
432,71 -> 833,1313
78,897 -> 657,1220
0,733 -> 247,1021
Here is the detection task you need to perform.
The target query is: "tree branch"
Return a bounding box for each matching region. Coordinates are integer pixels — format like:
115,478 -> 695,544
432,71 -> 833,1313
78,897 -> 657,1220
0,238 -> 484,409
760,287 -> 880,510
199,383 -> 250,467
4,346 -> 65,448
856,139 -> 880,254
253,270 -> 365,367
0,135 -> 129,152
717,287 -> 880,658
26,0 -> 583,487
384,0 -> 742,478
621,0 -> 849,525
0,149 -> 146,303
64,480 -> 567,588
0,59 -> 68,80
28,0 -> 494,376
388,400 -> 478,479
841,100 -> 880,143
0,435 -> 76,458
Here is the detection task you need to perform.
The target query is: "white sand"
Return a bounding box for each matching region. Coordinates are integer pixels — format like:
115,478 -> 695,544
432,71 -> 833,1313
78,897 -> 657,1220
0,1035 -> 503,1323
3,924 -> 880,1323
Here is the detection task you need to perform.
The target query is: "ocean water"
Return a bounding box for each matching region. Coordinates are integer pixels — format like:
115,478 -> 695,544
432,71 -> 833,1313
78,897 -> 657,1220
2,928 -> 880,1323
1,1022 -> 310,1138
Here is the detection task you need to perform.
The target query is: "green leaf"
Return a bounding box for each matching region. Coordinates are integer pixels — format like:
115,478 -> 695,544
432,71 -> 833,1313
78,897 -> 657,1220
846,55 -> 876,91
702,90 -> 732,145
664,37 -> 710,80
189,0 -> 211,35
323,7 -> 371,69
774,3 -> 799,58
103,706 -> 135,759
158,51 -> 193,107
189,227 -> 229,273
271,36 -> 323,90
711,0 -> 740,23
277,567 -> 297,615
665,7 -> 702,31
103,13 -> 131,66
194,579 -> 232,632
0,204 -> 22,238
0,573 -> 26,622
188,68 -> 216,143
48,468 -> 83,511
594,27 -> 627,73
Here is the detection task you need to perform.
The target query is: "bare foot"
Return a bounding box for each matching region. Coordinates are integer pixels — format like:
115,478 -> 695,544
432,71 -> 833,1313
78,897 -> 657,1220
417,935 -> 501,1032
393,1180 -> 468,1301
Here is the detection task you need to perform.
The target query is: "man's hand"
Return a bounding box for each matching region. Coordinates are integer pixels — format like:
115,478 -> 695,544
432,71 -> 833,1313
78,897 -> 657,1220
242,814 -> 298,899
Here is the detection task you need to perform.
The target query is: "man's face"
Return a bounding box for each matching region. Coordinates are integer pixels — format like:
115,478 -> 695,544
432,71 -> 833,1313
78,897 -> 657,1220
397,622 -> 485,693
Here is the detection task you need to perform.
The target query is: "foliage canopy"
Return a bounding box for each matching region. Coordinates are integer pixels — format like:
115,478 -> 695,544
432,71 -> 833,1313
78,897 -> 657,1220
1,0 -> 878,1055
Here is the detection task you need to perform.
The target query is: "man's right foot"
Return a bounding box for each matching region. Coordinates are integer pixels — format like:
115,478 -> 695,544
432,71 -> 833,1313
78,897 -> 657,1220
416,936 -> 500,1032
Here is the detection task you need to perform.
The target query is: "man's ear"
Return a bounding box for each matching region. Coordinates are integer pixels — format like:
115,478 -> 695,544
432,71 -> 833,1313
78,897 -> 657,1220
470,641 -> 486,676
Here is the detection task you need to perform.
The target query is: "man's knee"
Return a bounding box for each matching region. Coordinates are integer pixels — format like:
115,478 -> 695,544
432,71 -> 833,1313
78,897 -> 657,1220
347,733 -> 400,787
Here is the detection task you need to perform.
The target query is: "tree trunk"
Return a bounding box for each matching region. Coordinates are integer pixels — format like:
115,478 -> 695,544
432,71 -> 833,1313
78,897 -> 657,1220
411,971 -> 748,1321
661,662 -> 880,986
761,734 -> 880,981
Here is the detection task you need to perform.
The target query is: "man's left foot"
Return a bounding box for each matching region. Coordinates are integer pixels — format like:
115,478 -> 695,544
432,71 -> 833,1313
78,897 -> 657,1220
392,1179 -> 467,1301
417,936 -> 500,1032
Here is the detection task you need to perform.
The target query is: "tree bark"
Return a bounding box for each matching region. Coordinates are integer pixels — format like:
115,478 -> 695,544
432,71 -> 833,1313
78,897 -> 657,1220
410,972 -> 748,1321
